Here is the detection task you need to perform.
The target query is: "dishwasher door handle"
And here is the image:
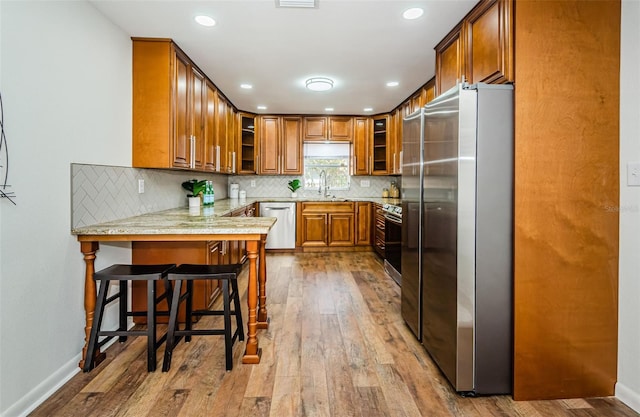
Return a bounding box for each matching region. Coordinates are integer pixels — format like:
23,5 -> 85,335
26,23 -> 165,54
263,207 -> 290,211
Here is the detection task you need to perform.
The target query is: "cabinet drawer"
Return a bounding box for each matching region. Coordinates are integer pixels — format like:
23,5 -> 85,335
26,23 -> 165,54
301,202 -> 355,213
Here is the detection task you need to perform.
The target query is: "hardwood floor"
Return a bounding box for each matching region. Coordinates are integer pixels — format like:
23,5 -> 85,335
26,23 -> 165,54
31,252 -> 638,417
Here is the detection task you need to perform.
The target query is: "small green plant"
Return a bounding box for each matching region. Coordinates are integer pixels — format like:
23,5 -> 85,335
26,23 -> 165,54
287,179 -> 302,193
181,179 -> 207,197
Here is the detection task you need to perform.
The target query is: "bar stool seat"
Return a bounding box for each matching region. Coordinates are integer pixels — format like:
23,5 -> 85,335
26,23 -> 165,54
83,263 -> 175,372
162,263 -> 244,372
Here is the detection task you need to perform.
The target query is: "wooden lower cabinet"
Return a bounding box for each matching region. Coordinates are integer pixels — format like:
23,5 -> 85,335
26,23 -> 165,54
131,240 -> 222,323
298,202 -> 355,248
355,202 -> 372,246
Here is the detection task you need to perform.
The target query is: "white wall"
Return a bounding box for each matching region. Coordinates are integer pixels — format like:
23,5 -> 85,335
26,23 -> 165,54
0,2 -> 132,415
616,0 -> 640,413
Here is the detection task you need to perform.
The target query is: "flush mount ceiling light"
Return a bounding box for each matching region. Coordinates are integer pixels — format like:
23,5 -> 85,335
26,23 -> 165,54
306,77 -> 334,91
402,7 -> 424,20
194,15 -> 216,27
386,81 -> 399,87
276,0 -> 317,8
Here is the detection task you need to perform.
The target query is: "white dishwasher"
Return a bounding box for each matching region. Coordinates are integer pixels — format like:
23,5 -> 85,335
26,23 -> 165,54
259,202 -> 296,249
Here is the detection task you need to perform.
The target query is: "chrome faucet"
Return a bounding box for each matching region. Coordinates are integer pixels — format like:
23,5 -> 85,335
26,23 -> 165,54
318,170 -> 326,196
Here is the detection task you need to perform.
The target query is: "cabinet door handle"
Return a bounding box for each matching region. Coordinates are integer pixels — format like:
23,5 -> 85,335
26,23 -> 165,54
232,151 -> 236,173
216,145 -> 220,172
190,135 -> 196,169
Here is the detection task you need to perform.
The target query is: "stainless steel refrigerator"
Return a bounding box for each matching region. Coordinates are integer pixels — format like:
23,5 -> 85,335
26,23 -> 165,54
400,83 -> 513,395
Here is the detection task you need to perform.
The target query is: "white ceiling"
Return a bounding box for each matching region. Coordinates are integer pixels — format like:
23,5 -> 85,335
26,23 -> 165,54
90,0 -> 477,116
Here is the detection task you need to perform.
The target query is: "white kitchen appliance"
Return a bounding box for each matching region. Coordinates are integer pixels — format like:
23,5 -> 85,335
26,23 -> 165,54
259,202 -> 296,249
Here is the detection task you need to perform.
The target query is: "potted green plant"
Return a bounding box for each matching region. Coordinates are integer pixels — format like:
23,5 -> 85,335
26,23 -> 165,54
182,179 -> 207,207
287,179 -> 302,198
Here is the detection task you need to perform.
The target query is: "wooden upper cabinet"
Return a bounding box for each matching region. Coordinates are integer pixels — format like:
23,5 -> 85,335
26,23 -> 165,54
371,116 -> 390,175
328,116 -> 353,141
258,116 -> 280,175
237,113 -> 256,174
410,90 -> 424,114
435,23 -> 465,96
465,0 -> 513,84
257,116 -> 302,175
216,96 -> 228,172
173,51 -> 190,168
352,117 -> 370,175
303,117 -> 328,141
190,66 -> 206,170
226,105 -> 237,174
424,77 -> 436,104
133,38 -> 207,171
304,116 -> 353,141
281,117 -> 303,175
203,81 -> 217,172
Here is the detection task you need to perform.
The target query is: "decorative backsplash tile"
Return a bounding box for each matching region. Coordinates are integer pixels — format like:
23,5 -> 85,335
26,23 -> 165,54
228,175 -> 399,199
71,164 -> 228,228
71,163 -> 401,228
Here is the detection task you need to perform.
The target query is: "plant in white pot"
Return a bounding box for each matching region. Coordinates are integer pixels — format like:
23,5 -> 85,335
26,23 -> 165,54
182,179 -> 207,207
287,179 -> 302,198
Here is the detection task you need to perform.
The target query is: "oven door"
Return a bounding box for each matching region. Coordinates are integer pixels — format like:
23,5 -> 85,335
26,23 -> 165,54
384,213 -> 402,285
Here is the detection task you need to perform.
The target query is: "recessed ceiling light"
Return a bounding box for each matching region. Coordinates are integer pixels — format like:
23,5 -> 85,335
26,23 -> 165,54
306,77 -> 334,91
240,84 -> 252,89
325,107 -> 334,111
363,107 -> 373,112
402,8 -> 424,20
194,15 -> 216,27
386,81 -> 399,87
257,105 -> 267,110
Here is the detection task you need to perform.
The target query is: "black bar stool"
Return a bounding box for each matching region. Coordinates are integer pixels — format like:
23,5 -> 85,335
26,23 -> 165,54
83,264 -> 175,372
162,264 -> 244,372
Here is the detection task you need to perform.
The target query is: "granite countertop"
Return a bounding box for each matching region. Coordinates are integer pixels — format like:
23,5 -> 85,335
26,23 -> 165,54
71,197 -> 401,236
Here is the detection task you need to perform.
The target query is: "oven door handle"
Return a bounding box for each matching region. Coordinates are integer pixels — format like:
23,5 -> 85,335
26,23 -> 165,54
384,214 -> 402,225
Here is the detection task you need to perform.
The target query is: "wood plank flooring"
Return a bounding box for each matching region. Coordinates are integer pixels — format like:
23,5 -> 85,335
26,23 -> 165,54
30,252 -> 638,417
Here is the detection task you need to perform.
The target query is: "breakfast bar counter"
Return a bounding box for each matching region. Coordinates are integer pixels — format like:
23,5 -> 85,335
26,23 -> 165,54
72,206 -> 276,369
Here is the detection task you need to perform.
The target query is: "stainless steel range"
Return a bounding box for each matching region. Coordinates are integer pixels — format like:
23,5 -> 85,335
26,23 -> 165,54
381,203 -> 402,286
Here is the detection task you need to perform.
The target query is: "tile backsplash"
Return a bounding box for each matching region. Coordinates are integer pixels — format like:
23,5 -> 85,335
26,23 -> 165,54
228,175 -> 399,199
71,163 -> 401,228
71,164 -> 228,228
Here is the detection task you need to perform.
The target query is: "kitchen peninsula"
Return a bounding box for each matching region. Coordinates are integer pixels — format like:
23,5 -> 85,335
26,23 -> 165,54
71,203 -> 276,369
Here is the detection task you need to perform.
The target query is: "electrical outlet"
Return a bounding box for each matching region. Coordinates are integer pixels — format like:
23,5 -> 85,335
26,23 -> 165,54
360,180 -> 370,187
138,179 -> 145,194
250,180 -> 256,188
628,162 -> 640,186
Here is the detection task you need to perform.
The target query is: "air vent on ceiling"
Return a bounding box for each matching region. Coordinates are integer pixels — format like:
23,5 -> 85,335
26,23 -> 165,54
276,0 -> 317,8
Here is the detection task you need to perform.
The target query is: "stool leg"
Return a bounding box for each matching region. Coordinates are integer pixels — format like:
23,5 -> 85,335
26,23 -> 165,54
223,279 -> 233,371
83,280 -> 110,372
231,278 -> 244,341
147,279 -> 157,372
185,280 -> 193,343
163,279 -> 182,372
118,281 -> 128,343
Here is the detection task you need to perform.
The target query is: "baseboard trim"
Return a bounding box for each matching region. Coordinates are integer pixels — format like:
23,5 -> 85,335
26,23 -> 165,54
1,354 -> 81,417
1,335 -> 121,417
616,381 -> 640,414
